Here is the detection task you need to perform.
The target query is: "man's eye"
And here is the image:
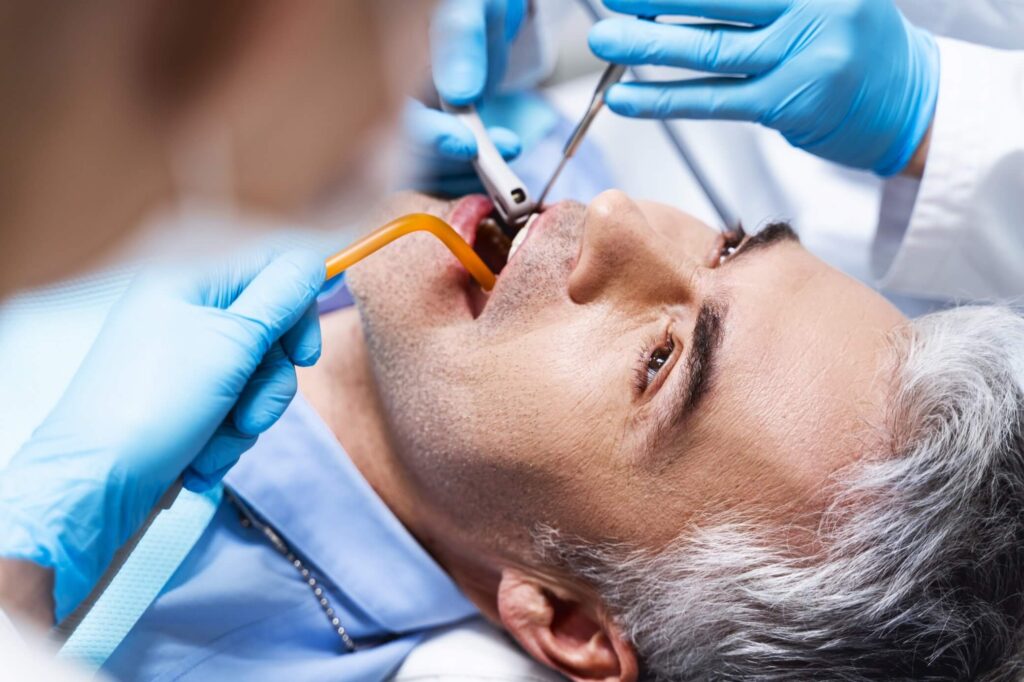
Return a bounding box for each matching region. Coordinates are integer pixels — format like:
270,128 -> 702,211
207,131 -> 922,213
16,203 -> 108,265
717,228 -> 748,265
637,337 -> 675,393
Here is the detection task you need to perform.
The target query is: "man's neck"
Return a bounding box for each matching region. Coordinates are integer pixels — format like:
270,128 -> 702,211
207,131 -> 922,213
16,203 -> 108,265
297,308 -> 503,619
298,308 -> 424,540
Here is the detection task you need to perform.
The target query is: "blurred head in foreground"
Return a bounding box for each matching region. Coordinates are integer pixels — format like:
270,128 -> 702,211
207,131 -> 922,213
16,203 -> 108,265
0,0 -> 431,294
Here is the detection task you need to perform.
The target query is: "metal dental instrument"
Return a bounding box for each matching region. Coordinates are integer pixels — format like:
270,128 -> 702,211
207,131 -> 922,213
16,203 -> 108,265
533,62 -> 626,214
574,0 -> 743,234
441,102 -> 536,234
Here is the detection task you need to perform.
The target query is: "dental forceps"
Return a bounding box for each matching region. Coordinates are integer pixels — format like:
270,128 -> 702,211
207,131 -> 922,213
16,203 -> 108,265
441,102 -> 536,235
442,64 -> 626,239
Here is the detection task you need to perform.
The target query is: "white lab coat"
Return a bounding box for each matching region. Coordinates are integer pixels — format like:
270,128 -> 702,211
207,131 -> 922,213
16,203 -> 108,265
873,0 -> 1024,301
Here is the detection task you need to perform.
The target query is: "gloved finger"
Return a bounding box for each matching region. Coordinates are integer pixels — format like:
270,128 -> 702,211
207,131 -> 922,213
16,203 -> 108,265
410,128 -> 522,174
405,100 -> 478,160
407,127 -> 518,196
228,249 -> 325,353
602,0 -> 789,26
184,424 -> 257,492
589,18 -> 782,76
486,126 -> 522,159
432,0 -> 489,105
232,342 -> 298,437
279,301 -> 321,368
405,102 -> 523,163
185,343 -> 297,492
184,461 -> 236,493
604,77 -> 767,121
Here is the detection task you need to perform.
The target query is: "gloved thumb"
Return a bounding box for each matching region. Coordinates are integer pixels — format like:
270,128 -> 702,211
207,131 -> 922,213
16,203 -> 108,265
404,100 -> 522,162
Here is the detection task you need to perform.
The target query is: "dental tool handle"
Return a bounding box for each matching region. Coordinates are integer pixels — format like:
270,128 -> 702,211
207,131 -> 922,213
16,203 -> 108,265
572,0 -> 743,232
535,63 -> 626,210
53,477 -> 185,642
564,63 -> 626,159
534,156 -> 569,211
660,119 -> 744,233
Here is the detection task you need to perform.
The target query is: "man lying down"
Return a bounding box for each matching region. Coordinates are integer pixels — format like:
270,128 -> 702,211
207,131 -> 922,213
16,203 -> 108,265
107,190 -> 1024,681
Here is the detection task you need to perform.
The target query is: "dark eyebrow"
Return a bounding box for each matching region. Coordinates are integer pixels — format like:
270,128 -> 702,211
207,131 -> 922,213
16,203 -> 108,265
722,222 -> 799,267
666,223 -> 795,426
673,299 -> 727,425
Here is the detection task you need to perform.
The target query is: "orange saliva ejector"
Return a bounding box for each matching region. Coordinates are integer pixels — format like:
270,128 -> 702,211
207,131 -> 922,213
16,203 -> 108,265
324,213 -> 495,291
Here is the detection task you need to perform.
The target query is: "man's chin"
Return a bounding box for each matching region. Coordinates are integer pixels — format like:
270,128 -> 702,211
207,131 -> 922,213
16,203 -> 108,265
346,192 -> 483,334
348,248 -> 476,337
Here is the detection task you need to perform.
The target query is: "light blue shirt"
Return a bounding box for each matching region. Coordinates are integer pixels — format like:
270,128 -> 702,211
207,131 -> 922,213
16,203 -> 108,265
103,391 -> 477,681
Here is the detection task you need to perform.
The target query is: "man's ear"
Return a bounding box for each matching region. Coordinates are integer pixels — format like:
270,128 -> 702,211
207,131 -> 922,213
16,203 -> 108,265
497,568 -> 639,682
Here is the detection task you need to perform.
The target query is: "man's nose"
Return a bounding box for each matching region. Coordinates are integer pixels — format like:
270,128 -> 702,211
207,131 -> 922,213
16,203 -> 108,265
568,190 -> 698,306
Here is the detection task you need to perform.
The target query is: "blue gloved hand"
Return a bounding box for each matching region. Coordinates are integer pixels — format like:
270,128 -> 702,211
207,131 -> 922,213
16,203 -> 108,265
405,99 -> 521,195
405,0 -> 527,194
589,0 -> 940,175
0,249 -> 325,620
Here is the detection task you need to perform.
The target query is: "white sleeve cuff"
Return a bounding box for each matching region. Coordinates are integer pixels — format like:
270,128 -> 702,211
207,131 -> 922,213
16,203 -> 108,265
873,37 -> 1024,301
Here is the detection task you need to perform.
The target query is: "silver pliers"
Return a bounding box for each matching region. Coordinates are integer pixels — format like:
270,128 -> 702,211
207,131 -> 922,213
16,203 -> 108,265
441,102 -> 537,235
442,62 -> 626,237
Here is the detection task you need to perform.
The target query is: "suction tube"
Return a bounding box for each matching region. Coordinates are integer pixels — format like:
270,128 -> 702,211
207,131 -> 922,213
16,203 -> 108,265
325,213 -> 496,291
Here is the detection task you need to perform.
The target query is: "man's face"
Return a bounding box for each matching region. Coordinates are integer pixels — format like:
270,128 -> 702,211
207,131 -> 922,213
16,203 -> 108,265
346,190 -> 905,552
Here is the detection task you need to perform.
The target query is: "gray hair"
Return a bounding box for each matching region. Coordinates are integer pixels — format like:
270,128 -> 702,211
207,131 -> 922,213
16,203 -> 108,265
535,306 -> 1024,681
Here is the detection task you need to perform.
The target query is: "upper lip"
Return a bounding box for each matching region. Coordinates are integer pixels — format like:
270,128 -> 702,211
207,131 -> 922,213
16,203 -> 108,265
503,203 -> 561,273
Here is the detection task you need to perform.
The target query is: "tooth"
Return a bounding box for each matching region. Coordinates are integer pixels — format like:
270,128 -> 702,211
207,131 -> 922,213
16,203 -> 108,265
509,214 -> 539,260
508,224 -> 530,259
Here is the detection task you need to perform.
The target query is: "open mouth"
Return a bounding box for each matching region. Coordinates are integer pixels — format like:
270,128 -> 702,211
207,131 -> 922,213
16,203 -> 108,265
466,215 -> 512,318
472,217 -> 513,274
447,194 -> 515,319
447,194 -> 549,319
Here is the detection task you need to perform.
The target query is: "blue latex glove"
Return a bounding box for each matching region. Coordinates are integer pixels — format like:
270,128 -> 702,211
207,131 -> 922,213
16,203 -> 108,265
404,100 -> 521,195
405,0 -> 527,194
0,249 -> 325,620
589,0 -> 940,175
